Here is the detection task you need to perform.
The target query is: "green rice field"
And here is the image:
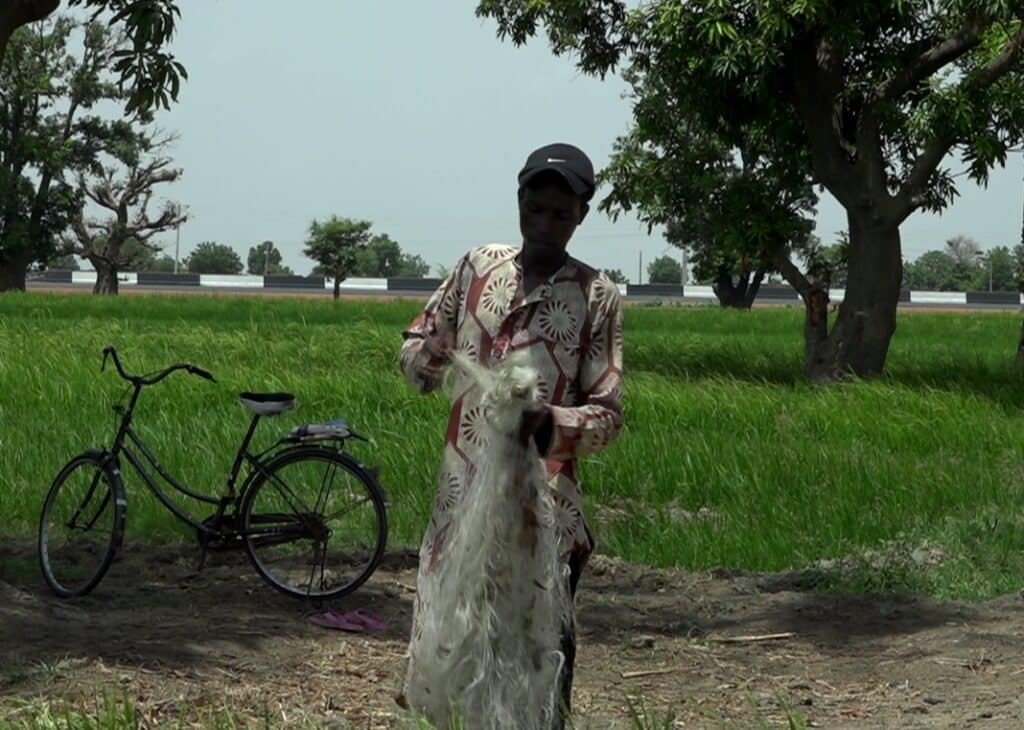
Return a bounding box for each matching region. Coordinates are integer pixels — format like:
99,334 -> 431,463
4,292 -> 1024,601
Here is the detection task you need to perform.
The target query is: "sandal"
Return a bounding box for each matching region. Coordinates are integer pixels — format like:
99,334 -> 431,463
345,609 -> 387,632
309,611 -> 364,632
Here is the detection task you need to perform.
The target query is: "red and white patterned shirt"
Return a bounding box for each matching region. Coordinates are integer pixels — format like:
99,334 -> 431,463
399,243 -> 624,565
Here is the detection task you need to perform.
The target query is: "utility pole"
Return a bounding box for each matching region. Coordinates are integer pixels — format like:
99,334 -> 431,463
638,250 -> 643,285
174,222 -> 180,274
977,250 -> 993,292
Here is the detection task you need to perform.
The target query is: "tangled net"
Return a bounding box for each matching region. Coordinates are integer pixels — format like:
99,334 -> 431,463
404,350 -> 570,730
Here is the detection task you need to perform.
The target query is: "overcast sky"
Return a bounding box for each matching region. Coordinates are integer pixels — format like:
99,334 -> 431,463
144,0 -> 1024,278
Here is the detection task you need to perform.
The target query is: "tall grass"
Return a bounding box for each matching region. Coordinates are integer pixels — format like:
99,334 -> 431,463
3,293 -> 1024,600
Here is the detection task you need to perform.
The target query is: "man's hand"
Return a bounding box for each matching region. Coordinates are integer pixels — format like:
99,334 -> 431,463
416,337 -> 451,392
517,404 -> 553,453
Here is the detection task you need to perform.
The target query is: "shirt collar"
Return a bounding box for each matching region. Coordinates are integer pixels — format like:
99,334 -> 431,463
512,247 -> 575,283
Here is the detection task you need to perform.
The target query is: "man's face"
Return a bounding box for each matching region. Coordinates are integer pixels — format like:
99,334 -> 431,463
518,181 -> 588,256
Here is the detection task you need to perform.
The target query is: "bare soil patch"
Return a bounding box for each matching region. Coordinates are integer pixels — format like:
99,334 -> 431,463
2,541 -> 1023,728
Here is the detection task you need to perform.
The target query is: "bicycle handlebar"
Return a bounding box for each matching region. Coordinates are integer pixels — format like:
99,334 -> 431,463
186,364 -> 216,382
102,345 -> 217,385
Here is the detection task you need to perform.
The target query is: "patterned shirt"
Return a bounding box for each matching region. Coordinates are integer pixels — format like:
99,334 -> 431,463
399,243 -> 624,566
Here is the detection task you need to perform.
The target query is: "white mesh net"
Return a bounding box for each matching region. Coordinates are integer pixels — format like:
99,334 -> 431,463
403,350 -> 570,730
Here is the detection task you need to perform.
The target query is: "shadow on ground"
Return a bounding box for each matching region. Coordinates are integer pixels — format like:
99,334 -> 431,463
576,557 -> 971,655
0,540 -> 411,674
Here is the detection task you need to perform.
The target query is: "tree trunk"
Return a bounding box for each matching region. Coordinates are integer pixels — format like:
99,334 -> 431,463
0,1 -> 61,69
92,262 -> 119,295
711,269 -> 746,309
0,259 -> 28,291
1016,319 -> 1024,363
332,276 -> 340,301
712,274 -> 748,308
744,267 -> 766,308
712,266 -> 768,309
804,215 -> 902,382
800,284 -> 833,382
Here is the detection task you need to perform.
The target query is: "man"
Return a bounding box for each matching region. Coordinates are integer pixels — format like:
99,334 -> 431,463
398,142 -> 624,724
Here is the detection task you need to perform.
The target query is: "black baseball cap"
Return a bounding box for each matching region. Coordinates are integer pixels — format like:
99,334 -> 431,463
518,143 -> 596,201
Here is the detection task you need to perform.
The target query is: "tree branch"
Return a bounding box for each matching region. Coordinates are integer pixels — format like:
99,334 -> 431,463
974,21 -> 1024,86
771,246 -> 813,300
895,23 -> 1024,222
0,0 -> 59,65
852,108 -> 887,202
874,13 -> 991,103
84,180 -> 120,212
790,35 -> 857,207
66,212 -> 96,257
124,159 -> 176,206
131,202 -> 184,235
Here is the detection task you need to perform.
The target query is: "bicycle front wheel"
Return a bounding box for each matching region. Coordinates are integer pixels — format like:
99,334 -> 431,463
38,452 -> 125,598
242,447 -> 388,601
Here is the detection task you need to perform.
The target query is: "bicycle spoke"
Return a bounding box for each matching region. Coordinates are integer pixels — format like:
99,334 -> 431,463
40,456 -> 121,598
79,488 -> 113,532
67,469 -> 103,528
322,494 -> 372,521
305,544 -> 320,597
244,451 -> 386,600
264,469 -> 313,516
318,535 -> 331,590
314,462 -> 339,515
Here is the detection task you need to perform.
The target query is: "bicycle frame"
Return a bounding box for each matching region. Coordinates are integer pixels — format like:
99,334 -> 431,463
40,345 -> 388,602
105,380 -> 294,538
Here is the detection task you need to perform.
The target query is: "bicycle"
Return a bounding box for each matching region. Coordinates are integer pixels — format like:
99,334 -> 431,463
38,345 -> 389,602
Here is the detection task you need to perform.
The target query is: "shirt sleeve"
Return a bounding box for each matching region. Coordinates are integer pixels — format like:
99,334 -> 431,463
398,255 -> 467,393
544,277 -> 624,460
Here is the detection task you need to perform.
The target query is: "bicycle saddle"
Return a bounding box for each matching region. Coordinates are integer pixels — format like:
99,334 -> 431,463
239,391 -> 297,416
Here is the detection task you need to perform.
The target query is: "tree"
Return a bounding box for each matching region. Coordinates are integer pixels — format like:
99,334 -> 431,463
398,253 -> 430,277
0,17 -> 133,291
186,241 -> 242,275
647,255 -> 682,284
45,253 -> 79,271
944,235 -> 983,268
600,82 -> 818,310
904,250 -> 963,291
478,1 -> 1024,381
0,1 -> 185,117
352,233 -> 430,277
303,217 -> 372,299
247,240 -> 293,276
144,253 -> 176,272
62,132 -> 186,294
982,245 -> 1016,291
602,268 -> 627,284
805,233 -> 850,290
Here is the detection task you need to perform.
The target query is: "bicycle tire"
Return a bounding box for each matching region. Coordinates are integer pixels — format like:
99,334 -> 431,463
241,447 -> 388,601
38,451 -> 126,598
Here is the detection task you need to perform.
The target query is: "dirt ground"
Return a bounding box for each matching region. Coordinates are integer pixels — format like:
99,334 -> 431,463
2,541 -> 1024,729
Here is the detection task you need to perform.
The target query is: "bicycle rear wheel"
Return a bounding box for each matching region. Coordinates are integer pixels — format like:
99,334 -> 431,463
241,447 -> 387,601
38,452 -> 125,598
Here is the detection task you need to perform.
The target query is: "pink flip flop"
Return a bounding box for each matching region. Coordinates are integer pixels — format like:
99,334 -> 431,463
346,609 -> 387,632
309,611 -> 364,632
